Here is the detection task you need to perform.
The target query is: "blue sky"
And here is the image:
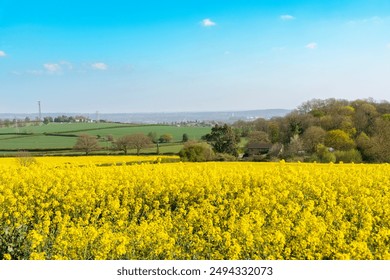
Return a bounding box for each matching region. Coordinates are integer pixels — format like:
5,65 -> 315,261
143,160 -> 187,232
1,0 -> 390,113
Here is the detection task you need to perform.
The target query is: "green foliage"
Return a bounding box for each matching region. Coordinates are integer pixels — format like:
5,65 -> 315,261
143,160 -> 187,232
314,144 -> 336,163
334,149 -> 362,163
147,132 -> 158,143
178,142 -> 214,162
325,129 -> 355,151
356,132 -> 374,162
268,122 -> 280,143
284,134 -> 303,158
367,118 -> 390,162
247,131 -> 270,143
159,134 -> 173,143
202,124 -> 240,156
301,126 -> 326,153
0,124 -> 210,155
382,114 -> 390,121
182,133 -> 189,143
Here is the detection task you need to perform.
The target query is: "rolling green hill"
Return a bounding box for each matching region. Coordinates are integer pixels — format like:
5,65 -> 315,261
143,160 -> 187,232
0,122 -> 211,155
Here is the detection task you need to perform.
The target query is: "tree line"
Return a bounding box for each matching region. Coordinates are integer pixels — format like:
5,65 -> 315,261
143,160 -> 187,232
0,115 -> 94,127
67,98 -> 390,163
73,132 -> 186,155
180,98 -> 390,163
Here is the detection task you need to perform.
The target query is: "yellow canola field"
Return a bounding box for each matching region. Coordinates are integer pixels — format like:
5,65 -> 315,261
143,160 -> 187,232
0,155 -> 179,167
0,161 -> 389,260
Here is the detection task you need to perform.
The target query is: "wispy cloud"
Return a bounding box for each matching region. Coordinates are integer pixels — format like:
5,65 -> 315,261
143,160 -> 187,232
0,50 -> 6,57
305,42 -> 318,49
60,61 -> 73,70
91,62 -> 108,70
280,15 -> 295,21
347,16 -> 383,25
201,18 -> 216,27
26,70 -> 44,76
387,43 -> 390,49
44,63 -> 62,73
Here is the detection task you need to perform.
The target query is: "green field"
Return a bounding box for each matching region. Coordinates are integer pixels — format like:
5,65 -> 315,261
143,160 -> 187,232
0,122 -> 211,154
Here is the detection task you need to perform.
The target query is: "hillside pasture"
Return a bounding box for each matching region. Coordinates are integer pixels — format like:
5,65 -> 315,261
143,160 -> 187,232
0,123 -> 210,155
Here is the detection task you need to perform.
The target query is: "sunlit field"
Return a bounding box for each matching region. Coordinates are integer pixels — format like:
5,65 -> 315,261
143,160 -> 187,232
0,155 -> 179,167
1,159 -> 389,260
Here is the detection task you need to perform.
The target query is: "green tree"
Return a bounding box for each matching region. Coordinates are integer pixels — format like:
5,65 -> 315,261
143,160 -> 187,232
301,126 -> 326,153
247,131 -> 270,143
284,134 -> 304,158
43,117 -> 53,125
202,124 -> 240,156
324,129 -> 355,151
368,118 -> 390,162
147,132 -> 158,143
314,144 -> 336,163
356,132 -> 374,162
182,133 -> 189,143
159,134 -> 173,143
334,149 -> 362,163
352,102 -> 378,135
179,141 -> 214,162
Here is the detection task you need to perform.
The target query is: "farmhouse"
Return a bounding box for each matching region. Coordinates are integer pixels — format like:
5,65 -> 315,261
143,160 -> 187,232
246,142 -> 273,155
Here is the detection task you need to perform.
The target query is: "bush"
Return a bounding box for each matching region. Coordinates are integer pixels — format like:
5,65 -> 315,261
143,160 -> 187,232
315,144 -> 336,163
335,149 -> 362,163
179,142 -> 214,162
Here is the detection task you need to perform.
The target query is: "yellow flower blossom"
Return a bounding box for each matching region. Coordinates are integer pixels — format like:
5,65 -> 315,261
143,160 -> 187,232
0,160 -> 389,260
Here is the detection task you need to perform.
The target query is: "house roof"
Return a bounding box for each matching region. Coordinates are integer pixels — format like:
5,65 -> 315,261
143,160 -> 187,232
247,142 -> 272,149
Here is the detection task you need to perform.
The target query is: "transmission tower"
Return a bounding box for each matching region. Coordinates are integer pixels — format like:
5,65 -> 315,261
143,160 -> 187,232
37,101 -> 42,121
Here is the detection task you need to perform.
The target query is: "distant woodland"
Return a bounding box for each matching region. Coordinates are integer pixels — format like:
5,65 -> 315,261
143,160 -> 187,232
231,98 -> 390,163
180,98 -> 390,163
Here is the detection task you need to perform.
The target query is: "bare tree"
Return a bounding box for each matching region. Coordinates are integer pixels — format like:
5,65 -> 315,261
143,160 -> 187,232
114,133 -> 152,155
73,134 -> 100,155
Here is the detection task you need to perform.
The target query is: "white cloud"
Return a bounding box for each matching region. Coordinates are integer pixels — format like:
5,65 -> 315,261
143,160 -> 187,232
91,62 -> 108,70
201,18 -> 216,27
386,43 -> 390,49
280,15 -> 295,21
60,61 -> 73,70
305,42 -> 318,49
0,50 -> 6,57
44,63 -> 61,73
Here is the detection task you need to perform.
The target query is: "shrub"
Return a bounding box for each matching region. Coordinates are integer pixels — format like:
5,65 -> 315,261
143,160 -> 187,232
335,149 -> 363,163
179,142 -> 214,162
315,144 -> 336,163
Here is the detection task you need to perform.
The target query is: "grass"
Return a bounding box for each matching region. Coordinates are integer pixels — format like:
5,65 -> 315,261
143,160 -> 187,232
0,122 -> 210,154
65,125 -> 211,141
0,122 -> 127,134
